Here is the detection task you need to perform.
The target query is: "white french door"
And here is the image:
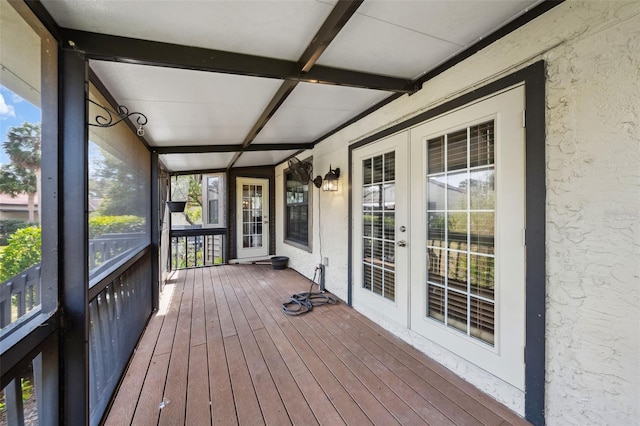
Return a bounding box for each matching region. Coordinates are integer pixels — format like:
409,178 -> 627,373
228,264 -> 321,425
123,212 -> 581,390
352,86 -> 526,389
352,132 -> 410,327
236,177 -> 269,259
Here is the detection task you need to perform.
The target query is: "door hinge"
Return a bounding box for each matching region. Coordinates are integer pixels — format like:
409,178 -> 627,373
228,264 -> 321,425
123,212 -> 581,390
522,110 -> 526,128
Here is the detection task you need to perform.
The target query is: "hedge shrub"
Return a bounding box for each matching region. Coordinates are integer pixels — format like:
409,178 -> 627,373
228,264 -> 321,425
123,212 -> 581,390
0,219 -> 37,245
88,215 -> 145,239
0,226 -> 41,282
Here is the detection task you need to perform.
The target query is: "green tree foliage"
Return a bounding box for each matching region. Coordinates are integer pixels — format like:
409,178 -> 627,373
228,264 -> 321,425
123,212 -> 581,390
0,226 -> 41,282
0,219 -> 37,245
91,146 -> 145,217
0,123 -> 41,222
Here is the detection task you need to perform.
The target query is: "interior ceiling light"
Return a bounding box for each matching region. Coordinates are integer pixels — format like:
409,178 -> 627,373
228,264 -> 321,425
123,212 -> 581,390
88,98 -> 148,136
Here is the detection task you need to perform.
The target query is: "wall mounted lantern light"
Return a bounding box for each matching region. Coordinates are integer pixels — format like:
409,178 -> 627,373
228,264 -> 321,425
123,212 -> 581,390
322,165 -> 340,191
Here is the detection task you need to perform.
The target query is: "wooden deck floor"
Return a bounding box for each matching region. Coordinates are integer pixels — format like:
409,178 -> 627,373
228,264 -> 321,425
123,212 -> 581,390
105,264 -> 529,426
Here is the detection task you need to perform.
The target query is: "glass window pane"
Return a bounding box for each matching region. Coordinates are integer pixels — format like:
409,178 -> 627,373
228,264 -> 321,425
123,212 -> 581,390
470,121 -> 494,167
447,129 -> 467,171
470,254 -> 494,298
447,171 -> 467,210
447,290 -> 468,333
427,176 -> 446,210
372,155 -> 383,183
427,212 -> 445,245
471,297 -> 494,345
469,168 -> 494,210
470,212 -> 494,254
284,169 -> 310,246
427,136 -> 445,174
427,248 -> 445,285
363,158 -> 372,185
427,284 -> 445,323
384,151 -> 395,181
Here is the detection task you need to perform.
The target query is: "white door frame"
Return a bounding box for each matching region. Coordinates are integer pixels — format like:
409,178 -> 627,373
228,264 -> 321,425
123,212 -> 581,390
236,177 -> 269,260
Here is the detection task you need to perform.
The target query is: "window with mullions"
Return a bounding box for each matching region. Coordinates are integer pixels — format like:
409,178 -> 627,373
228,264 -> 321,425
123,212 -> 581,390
284,166 -> 311,250
426,120 -> 496,345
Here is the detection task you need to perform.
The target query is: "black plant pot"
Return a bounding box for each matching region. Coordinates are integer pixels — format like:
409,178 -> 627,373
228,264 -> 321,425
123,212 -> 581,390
271,256 -> 289,270
167,201 -> 186,213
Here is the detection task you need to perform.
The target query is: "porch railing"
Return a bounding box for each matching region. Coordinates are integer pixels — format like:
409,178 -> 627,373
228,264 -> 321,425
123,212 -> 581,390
170,228 -> 227,269
1,233 -> 150,424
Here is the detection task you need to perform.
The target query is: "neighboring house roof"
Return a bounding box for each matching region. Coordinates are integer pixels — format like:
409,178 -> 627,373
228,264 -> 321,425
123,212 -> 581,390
0,193 -> 39,210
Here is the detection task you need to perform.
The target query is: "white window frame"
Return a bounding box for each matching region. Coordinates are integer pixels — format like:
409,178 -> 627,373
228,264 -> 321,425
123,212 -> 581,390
202,173 -> 226,228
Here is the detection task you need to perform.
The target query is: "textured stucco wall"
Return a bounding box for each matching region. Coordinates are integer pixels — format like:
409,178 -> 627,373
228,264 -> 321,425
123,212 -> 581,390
275,2 -> 640,423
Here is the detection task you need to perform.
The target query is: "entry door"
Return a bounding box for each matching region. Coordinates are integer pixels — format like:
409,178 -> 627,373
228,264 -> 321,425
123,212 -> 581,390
352,132 -> 410,327
236,177 -> 269,259
352,86 -> 526,390
409,86 -> 526,389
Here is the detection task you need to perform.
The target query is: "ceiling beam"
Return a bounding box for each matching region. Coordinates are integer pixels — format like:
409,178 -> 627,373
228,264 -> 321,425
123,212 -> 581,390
155,143 -> 313,154
226,0 -> 365,169
61,28 -> 413,93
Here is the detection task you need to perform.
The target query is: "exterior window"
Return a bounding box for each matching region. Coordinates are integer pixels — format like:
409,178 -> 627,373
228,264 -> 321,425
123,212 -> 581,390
284,167 -> 311,250
88,83 -> 151,284
426,120 -> 496,345
203,173 -> 225,228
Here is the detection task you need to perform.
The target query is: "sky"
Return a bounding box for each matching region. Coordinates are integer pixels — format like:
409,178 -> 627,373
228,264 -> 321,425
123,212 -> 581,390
0,85 -> 41,166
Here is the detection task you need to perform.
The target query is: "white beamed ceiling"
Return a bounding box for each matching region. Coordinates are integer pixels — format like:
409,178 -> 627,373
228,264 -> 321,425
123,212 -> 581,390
43,0 -> 542,172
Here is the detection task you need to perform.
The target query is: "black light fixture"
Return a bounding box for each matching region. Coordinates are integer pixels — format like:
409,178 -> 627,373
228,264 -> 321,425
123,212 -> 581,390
322,165 -> 340,191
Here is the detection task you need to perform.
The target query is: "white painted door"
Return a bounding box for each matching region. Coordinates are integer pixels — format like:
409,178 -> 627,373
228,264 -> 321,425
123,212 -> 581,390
352,132 -> 410,327
236,177 -> 269,259
409,86 -> 526,390
352,86 -> 526,390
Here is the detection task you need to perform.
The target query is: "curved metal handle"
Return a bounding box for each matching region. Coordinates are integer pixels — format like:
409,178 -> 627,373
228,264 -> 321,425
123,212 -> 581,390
397,240 -> 407,247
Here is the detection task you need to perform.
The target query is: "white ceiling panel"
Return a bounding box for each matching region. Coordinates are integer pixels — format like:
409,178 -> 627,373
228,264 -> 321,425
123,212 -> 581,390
40,0 -> 552,172
315,13 -> 460,79
159,152 -> 236,172
355,1 -> 542,47
90,61 -> 283,145
44,1 -> 333,61
233,150 -> 300,168
253,82 -> 390,144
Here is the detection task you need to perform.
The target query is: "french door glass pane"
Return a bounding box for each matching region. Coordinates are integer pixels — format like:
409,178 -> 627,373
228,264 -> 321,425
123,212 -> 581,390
242,184 -> 263,248
426,120 -> 496,345
362,151 -> 396,301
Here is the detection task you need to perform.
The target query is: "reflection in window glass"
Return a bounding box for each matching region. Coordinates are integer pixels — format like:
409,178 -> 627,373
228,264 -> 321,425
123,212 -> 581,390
204,173 -> 225,228
88,83 -> 150,284
0,0 -> 56,330
361,151 -> 396,301
285,170 -> 310,246
426,120 -> 496,346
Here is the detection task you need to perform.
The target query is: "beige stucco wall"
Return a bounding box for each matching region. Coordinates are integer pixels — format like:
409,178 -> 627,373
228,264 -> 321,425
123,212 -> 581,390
276,1 -> 640,423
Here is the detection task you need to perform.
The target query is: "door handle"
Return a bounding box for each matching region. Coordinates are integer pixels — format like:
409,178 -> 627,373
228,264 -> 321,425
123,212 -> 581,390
397,240 -> 407,247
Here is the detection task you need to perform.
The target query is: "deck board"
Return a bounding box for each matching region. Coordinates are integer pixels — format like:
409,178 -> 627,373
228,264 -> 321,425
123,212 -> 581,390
105,264 -> 530,426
